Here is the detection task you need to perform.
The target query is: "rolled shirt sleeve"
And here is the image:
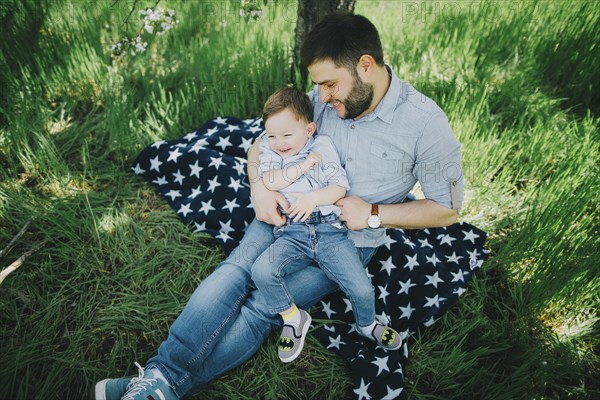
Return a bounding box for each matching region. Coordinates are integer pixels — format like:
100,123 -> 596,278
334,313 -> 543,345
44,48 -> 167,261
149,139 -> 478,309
413,112 -> 463,211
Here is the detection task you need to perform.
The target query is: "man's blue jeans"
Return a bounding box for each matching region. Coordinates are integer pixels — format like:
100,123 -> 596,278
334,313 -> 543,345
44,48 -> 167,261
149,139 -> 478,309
251,214 -> 376,327
146,218 -> 377,398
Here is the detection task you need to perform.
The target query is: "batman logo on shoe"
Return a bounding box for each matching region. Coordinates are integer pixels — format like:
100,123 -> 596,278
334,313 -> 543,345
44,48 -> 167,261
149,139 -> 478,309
382,329 -> 395,345
278,337 -> 293,351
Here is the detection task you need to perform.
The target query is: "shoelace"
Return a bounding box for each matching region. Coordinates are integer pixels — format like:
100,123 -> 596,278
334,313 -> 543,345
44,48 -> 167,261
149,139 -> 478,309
121,362 -> 158,400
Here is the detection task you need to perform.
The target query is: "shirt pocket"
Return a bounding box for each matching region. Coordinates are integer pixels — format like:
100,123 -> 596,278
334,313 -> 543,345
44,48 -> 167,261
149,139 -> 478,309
369,142 -> 404,175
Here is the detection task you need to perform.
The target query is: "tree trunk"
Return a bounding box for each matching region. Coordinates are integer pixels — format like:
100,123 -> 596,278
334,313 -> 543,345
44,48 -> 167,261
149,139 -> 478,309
291,0 -> 356,89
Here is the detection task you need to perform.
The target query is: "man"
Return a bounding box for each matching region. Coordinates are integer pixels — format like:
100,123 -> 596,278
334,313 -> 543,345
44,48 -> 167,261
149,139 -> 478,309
95,12 -> 462,400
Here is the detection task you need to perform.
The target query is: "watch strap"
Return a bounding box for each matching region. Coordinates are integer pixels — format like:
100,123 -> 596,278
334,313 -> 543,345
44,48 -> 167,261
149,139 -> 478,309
371,204 -> 379,216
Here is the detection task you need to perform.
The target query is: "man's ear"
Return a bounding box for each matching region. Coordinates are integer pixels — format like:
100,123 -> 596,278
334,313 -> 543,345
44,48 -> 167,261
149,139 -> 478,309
357,54 -> 376,78
306,122 -> 317,136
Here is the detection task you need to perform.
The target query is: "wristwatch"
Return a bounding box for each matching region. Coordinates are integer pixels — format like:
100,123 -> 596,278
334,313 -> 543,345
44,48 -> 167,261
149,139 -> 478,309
367,204 -> 382,229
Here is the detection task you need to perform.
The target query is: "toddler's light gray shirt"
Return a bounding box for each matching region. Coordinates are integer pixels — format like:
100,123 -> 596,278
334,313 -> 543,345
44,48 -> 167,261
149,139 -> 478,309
258,134 -> 350,216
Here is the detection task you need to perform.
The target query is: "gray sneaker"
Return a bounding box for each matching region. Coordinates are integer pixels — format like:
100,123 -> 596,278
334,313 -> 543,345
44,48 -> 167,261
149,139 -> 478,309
371,323 -> 402,350
277,309 -> 312,363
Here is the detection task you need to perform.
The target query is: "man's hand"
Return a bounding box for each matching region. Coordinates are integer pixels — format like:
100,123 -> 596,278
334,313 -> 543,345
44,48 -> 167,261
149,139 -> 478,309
336,195 -> 371,230
302,152 -> 321,170
251,179 -> 289,226
287,192 -> 318,222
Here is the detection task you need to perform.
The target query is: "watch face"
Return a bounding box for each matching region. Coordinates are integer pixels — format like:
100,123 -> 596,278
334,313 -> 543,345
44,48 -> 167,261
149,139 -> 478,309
368,215 -> 381,228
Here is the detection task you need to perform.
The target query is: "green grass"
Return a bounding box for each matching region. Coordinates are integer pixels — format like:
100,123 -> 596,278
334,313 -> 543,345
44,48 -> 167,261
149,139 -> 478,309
1,0 -> 598,398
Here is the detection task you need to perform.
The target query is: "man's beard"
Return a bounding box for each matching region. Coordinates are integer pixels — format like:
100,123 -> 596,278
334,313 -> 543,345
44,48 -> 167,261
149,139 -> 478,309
341,74 -> 374,119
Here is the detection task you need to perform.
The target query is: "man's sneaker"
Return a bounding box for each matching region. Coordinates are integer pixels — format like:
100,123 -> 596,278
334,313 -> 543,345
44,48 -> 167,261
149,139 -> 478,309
97,362 -> 179,400
277,309 -> 312,363
95,377 -> 131,400
371,323 -> 402,350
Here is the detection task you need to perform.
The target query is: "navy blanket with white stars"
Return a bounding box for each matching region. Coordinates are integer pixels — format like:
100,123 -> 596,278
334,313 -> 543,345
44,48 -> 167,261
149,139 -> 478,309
132,116 -> 489,399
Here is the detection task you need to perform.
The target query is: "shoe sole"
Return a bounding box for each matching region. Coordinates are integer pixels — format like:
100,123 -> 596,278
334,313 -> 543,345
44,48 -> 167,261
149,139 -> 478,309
280,313 -> 312,363
94,380 -> 108,400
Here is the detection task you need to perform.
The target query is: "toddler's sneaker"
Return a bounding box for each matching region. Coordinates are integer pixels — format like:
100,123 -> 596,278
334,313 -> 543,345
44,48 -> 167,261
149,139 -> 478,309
370,323 -> 402,350
278,309 -> 312,363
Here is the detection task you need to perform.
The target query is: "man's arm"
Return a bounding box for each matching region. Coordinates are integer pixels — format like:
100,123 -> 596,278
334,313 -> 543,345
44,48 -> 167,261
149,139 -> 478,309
247,139 -> 288,226
336,196 -> 457,230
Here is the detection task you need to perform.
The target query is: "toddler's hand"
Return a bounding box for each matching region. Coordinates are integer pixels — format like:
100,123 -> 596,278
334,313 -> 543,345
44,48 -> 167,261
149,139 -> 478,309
287,192 -> 318,222
304,152 -> 321,170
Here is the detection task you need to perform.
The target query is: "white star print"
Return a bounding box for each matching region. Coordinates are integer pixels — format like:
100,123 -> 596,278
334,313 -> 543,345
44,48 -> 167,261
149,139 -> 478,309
462,229 -> 480,244
193,221 -> 206,232
424,271 -> 444,288
381,234 -> 397,250
248,125 -> 262,134
342,298 -> 353,314
239,136 -> 253,153
423,317 -> 436,327
379,256 -> 396,275
439,234 -> 457,246
214,117 -> 228,125
228,177 -> 243,192
398,279 -> 416,295
446,251 -> 464,264
425,253 -> 440,266
382,386 -> 403,400
453,287 -> 467,296
205,127 -> 219,135
152,176 -> 167,186
451,269 -> 466,282
190,138 -> 209,154
223,198 -> 240,213
132,163 -> 145,175
189,161 -> 203,178
418,238 -> 433,249
225,124 -> 240,132
184,131 -> 197,141
371,356 -> 390,376
199,200 -> 216,215
216,231 -> 232,242
327,334 -> 346,350
167,148 -> 183,163
151,140 -> 166,149
207,176 -> 222,193
403,237 -> 416,249
208,156 -> 225,170
173,169 -> 185,185
403,254 -> 419,271
424,294 -> 446,308
399,302 -> 415,319
320,301 -> 335,318
177,203 -> 192,217
150,156 -> 163,172
242,118 -> 255,125
165,190 -> 181,201
215,135 -> 232,151
353,379 -> 371,400
188,186 -> 202,199
378,285 -> 390,304
218,219 -> 234,235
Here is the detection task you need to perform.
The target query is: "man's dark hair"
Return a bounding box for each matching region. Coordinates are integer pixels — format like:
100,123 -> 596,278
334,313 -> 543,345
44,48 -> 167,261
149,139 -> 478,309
300,12 -> 384,73
262,86 -> 313,124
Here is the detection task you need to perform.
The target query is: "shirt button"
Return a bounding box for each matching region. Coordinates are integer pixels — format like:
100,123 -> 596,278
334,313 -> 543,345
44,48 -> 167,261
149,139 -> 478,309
347,157 -> 353,162
350,125 -> 355,129
382,152 -> 388,158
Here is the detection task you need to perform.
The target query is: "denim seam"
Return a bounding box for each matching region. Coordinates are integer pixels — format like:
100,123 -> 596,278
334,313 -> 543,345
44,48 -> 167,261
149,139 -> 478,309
268,254 -> 307,315
316,257 -> 375,327
175,286 -> 248,391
